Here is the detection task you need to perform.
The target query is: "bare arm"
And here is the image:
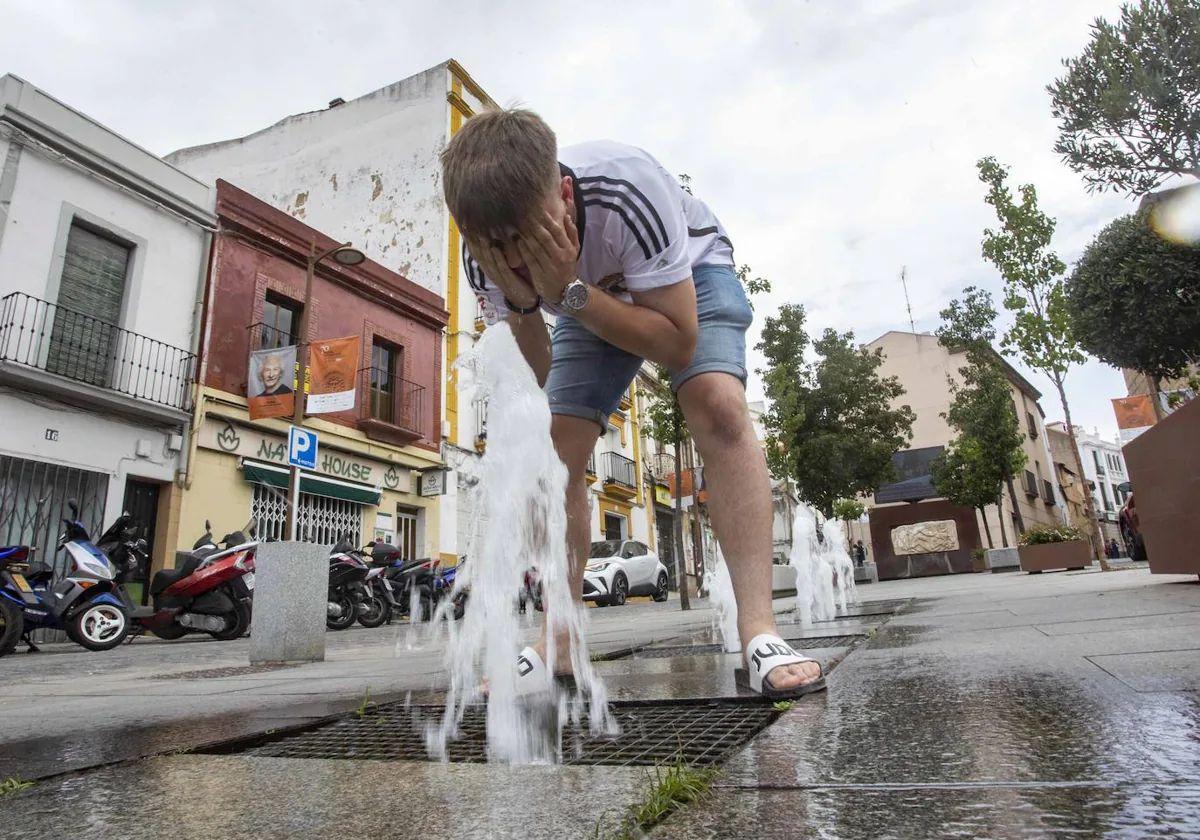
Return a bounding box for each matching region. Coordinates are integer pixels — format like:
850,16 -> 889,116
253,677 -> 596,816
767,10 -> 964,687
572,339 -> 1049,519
571,280 -> 699,372
506,309 -> 552,387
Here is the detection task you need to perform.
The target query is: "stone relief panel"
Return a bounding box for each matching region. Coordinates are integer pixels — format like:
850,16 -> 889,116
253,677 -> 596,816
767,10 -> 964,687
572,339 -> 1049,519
891,520 -> 960,555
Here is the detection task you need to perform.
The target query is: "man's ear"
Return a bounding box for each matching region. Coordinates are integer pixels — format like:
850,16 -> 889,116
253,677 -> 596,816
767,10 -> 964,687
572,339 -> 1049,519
559,175 -> 573,203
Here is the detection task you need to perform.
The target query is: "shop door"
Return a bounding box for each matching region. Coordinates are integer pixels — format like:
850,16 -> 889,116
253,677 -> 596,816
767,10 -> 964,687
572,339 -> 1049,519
121,479 -> 160,605
656,510 -> 677,589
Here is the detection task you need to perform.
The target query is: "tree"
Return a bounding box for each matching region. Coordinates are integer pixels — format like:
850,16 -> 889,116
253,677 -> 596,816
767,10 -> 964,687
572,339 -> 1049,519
1048,0 -> 1200,195
935,286 -> 1029,537
758,314 -> 915,519
643,365 -> 692,611
977,156 -> 1109,568
930,357 -> 1028,549
831,498 -> 866,551
1066,209 -> 1200,406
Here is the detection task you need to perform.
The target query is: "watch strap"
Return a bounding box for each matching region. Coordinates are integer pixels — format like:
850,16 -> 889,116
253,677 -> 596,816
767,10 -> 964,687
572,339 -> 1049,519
505,295 -> 541,315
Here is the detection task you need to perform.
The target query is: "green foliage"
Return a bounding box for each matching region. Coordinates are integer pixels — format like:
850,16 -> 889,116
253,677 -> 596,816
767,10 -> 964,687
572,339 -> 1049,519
772,700 -> 795,712
643,364 -> 689,447
831,498 -> 866,523
736,264 -> 772,305
602,755 -> 718,839
935,285 -> 998,357
1020,524 -> 1084,545
0,777 -> 33,796
757,316 -> 915,518
1048,0 -> 1200,195
971,548 -> 987,562
978,156 -> 1084,381
1066,210 -> 1200,381
353,687 -> 375,719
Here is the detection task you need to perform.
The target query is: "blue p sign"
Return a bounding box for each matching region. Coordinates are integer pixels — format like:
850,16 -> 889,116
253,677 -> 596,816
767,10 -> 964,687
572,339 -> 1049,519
287,426 -> 318,469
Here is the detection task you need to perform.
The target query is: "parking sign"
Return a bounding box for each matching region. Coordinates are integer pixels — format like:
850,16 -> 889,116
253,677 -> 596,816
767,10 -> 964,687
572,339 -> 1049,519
287,426 -> 318,469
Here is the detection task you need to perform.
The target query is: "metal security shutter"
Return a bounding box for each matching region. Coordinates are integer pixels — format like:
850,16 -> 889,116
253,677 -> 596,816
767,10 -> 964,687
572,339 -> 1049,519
47,223 -> 131,385
251,484 -> 362,546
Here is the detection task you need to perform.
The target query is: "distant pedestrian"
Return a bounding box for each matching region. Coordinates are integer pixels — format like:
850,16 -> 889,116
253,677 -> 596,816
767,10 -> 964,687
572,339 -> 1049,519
1106,538 -> 1120,559
853,540 -> 866,567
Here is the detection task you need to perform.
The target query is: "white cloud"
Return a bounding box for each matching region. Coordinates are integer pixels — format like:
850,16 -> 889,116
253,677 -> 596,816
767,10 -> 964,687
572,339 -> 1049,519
1,0 -> 1145,439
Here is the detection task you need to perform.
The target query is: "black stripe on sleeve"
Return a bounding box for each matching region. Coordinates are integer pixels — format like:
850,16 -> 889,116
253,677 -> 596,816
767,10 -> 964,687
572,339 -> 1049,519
583,198 -> 653,260
576,176 -> 669,249
461,241 -> 487,291
688,226 -> 718,237
579,186 -> 663,254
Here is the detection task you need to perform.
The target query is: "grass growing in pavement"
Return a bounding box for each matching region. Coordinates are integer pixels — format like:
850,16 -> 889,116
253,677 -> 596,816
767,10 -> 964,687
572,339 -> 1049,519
772,700 -> 794,712
598,755 -> 719,838
1,777 -> 34,796
354,687 -> 376,719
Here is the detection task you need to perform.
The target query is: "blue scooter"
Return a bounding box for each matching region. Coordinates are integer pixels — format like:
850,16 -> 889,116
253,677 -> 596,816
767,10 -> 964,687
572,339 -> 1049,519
0,501 -> 130,652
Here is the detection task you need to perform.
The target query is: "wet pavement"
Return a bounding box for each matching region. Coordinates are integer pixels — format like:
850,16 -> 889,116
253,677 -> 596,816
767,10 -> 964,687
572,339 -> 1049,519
2,569 -> 1198,838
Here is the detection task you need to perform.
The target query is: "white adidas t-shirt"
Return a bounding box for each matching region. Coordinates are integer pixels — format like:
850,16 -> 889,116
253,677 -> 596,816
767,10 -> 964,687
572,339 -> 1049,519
463,140 -> 734,324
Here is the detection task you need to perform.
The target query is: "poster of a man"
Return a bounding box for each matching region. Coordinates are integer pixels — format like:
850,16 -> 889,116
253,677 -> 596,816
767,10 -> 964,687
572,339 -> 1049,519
248,345 -> 297,419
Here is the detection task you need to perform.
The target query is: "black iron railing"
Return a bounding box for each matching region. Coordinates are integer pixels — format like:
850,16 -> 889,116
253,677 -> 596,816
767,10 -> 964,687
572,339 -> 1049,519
248,321 -> 296,350
361,366 -> 425,436
586,452 -> 596,475
0,292 -> 195,411
649,452 -> 677,481
603,451 -> 636,488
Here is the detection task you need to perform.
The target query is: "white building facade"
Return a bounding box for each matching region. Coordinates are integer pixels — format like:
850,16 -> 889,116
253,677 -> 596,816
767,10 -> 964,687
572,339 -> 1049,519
1049,423 -> 1130,545
0,75 -> 214,577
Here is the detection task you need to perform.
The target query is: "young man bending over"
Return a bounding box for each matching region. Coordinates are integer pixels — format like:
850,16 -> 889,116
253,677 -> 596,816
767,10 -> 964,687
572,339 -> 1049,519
441,108 -> 823,699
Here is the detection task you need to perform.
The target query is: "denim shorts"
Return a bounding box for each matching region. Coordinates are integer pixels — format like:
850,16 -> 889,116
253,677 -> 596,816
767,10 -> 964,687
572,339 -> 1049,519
545,263 -> 752,428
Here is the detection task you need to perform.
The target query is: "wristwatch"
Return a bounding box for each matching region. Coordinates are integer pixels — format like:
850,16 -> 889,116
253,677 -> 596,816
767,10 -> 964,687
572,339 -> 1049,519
560,279 -> 590,313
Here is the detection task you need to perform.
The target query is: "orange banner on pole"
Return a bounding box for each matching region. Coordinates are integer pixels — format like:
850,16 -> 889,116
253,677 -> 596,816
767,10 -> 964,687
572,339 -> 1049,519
1112,394 -> 1157,443
247,345 -> 296,420
307,336 -> 360,414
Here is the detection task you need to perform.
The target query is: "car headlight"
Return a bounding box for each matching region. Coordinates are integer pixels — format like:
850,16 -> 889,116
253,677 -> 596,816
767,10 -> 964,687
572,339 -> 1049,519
586,562 -> 610,573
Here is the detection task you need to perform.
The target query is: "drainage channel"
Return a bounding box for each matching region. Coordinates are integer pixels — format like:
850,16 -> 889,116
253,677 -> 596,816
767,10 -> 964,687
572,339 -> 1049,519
197,699 -> 780,768
599,634 -> 866,661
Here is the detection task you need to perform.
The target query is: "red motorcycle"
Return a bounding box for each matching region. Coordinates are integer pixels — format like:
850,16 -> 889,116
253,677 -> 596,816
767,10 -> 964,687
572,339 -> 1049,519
124,521 -> 257,641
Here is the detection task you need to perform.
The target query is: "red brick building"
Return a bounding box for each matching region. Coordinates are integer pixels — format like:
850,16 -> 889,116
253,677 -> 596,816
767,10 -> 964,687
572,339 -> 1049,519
178,181 -> 448,560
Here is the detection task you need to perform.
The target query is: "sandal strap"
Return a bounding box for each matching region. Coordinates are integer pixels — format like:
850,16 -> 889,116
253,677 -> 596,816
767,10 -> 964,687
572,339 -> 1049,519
744,633 -> 816,692
515,645 -> 553,696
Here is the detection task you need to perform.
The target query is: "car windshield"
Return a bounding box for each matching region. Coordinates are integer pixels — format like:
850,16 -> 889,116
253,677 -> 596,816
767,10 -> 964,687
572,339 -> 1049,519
589,540 -> 622,559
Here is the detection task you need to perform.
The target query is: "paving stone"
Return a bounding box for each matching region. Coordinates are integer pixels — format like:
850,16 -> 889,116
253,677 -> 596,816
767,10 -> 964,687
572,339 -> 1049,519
1087,648 -> 1200,692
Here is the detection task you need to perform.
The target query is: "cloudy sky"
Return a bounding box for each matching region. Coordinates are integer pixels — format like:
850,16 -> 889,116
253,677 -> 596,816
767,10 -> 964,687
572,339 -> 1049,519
3,0 -> 1141,438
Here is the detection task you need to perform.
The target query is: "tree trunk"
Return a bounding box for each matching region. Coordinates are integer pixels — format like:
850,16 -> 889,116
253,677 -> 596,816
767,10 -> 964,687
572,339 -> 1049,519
673,438 -> 690,610
1055,383 -> 1111,571
1005,475 -> 1026,535
1149,376 -> 1167,422
979,507 -> 994,549
996,496 -> 1009,548
689,463 -> 705,585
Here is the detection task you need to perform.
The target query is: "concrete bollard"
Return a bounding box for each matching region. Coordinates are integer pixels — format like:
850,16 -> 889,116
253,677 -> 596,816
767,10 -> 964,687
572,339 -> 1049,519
250,540 -> 328,665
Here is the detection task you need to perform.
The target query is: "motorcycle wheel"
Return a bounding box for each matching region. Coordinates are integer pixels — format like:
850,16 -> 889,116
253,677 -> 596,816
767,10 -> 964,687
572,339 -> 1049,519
150,623 -> 190,640
67,602 -> 129,651
210,598 -> 251,641
0,598 -> 23,657
326,591 -> 357,631
356,593 -> 390,628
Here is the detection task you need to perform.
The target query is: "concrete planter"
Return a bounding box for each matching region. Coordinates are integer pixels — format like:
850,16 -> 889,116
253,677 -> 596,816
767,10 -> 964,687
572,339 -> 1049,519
1018,539 -> 1091,574
985,547 -> 1020,573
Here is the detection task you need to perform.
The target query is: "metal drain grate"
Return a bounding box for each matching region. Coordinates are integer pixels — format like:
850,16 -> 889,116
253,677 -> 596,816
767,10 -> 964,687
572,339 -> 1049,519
202,700 -> 778,767
152,664 -> 297,680
626,635 -> 865,659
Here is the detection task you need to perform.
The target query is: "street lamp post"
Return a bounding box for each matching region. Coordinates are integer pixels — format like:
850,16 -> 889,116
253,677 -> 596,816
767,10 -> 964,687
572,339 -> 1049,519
285,240 -> 366,541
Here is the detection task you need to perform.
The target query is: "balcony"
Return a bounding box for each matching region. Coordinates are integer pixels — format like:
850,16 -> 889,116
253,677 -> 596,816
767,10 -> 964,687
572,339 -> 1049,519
601,451 -> 637,500
1041,479 -> 1056,506
649,451 -> 677,482
585,451 -> 598,484
474,398 -> 488,452
1023,470 -> 1040,498
0,292 -> 195,421
356,366 -> 425,446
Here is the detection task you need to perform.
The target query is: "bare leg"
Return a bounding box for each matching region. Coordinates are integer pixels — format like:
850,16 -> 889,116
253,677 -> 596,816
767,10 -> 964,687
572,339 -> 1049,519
534,413 -> 599,670
676,372 -> 820,690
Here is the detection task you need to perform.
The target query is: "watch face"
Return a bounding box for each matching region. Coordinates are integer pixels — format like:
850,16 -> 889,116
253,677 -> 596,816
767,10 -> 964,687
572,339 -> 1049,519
564,281 -> 589,310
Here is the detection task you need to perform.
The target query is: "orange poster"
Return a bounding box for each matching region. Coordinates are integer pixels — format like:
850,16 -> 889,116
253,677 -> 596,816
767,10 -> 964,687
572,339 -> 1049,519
247,345 -> 296,420
307,336 -> 360,414
1111,395 -> 1157,443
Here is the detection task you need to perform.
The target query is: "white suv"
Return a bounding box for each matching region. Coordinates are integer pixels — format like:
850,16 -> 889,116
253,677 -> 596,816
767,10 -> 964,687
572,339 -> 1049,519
582,540 -> 670,607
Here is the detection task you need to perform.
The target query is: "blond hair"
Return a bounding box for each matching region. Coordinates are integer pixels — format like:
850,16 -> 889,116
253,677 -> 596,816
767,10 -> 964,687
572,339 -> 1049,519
440,108 -> 559,235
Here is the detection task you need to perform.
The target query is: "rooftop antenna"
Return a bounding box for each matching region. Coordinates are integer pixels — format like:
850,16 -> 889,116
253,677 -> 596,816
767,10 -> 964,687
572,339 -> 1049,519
900,266 -> 916,335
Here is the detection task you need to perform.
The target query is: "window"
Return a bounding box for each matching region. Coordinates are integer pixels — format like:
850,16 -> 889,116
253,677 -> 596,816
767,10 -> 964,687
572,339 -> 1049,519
1026,412 -> 1038,439
251,484 -> 361,545
261,293 -> 301,349
1093,450 -> 1105,475
1106,453 -> 1123,474
369,340 -> 399,423
603,512 -> 627,541
47,222 -> 132,385
1099,481 -> 1113,512
396,505 -> 420,562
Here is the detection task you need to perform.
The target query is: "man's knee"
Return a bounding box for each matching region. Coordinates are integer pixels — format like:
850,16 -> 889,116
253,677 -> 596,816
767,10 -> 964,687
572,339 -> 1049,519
679,376 -> 754,448
551,414 -> 601,478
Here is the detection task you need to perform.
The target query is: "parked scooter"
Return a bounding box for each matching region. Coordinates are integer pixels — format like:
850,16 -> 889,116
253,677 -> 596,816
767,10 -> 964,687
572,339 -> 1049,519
126,520 -> 257,641
374,544 -> 439,623
0,545 -> 31,656
327,536 -> 371,631
0,501 -> 130,651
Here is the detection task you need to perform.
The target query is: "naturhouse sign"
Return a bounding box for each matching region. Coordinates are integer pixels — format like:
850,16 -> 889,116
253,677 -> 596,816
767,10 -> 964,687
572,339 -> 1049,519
200,418 -> 412,490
